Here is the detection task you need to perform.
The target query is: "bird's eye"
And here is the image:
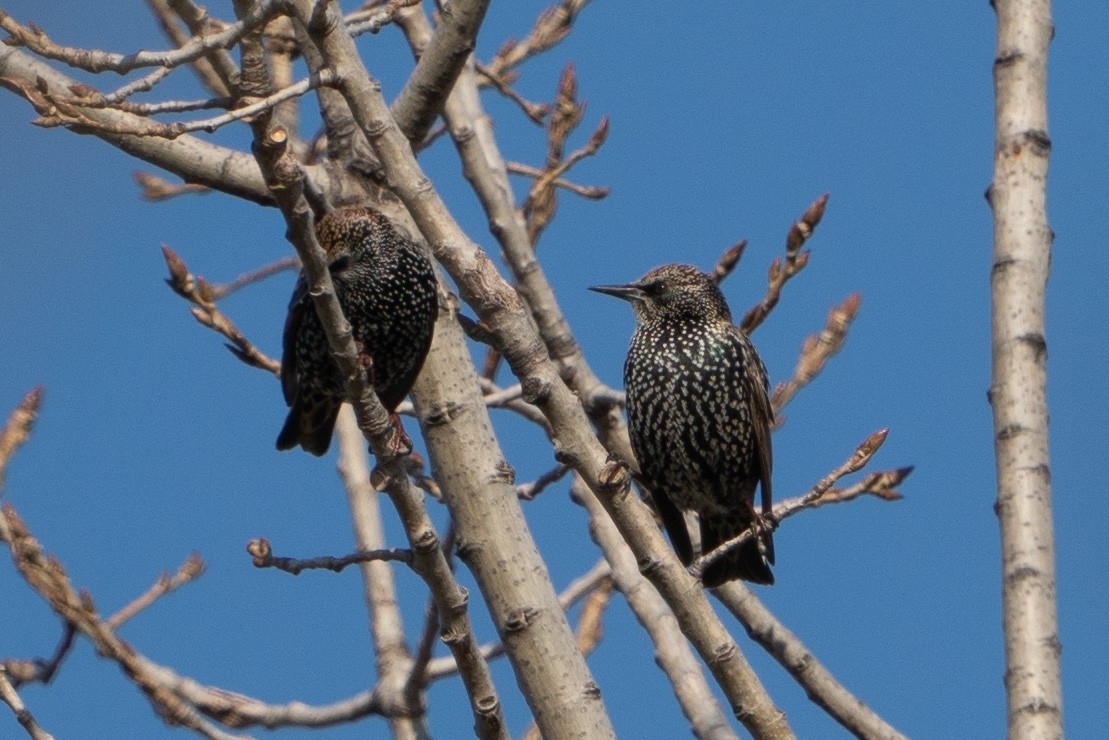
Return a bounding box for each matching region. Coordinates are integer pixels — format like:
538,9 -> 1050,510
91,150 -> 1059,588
639,280 -> 664,296
329,255 -> 351,273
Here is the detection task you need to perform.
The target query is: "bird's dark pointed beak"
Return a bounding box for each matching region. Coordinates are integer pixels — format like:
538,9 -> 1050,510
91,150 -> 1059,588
588,283 -> 643,302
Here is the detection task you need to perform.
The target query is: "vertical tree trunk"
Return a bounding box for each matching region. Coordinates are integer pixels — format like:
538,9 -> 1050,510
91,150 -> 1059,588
988,2 -> 1062,738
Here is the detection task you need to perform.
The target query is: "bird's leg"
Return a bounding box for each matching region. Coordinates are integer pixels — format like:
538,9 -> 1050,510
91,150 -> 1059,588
388,412 -> 414,457
355,340 -> 375,378
745,498 -> 774,561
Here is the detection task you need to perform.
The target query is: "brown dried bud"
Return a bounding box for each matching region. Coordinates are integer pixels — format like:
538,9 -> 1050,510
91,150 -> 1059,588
802,192 -> 830,228
246,538 -> 271,566
181,552 -> 206,580
791,250 -> 811,272
835,292 -> 862,323
588,115 -> 610,150
768,256 -> 783,283
850,428 -> 889,471
160,245 -> 189,287
195,276 -> 215,305
558,61 -> 577,102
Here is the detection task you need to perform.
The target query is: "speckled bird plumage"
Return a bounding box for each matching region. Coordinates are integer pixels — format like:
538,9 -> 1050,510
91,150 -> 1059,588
591,263 -> 775,586
277,205 -> 438,456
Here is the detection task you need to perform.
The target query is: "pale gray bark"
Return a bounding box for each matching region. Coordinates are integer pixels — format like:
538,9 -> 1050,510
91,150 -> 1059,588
988,2 -> 1062,739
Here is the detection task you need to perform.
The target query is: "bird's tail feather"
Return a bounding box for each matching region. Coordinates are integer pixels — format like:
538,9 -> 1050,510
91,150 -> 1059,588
276,398 -> 339,456
700,516 -> 774,587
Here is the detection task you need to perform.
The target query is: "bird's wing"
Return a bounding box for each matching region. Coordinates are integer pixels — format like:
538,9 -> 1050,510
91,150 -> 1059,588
649,481 -> 695,566
279,275 -> 309,406
740,332 -> 774,517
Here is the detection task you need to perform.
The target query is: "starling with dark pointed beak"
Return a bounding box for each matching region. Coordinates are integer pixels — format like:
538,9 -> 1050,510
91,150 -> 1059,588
591,263 -> 775,586
277,205 -> 438,456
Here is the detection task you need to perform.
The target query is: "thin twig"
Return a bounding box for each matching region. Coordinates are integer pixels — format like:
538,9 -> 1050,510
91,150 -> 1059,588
741,193 -> 829,333
0,506 -> 247,737
247,538 -> 413,574
709,240 -> 749,285
106,553 -> 205,629
38,69 -> 336,139
0,667 -> 54,740
692,429 -> 897,579
347,0 -> 423,37
477,379 -> 552,432
474,63 -> 549,123
771,292 -> 861,421
522,64 -> 609,248
208,256 -> 300,299
505,161 -> 609,199
811,467 -> 912,508
2,624 -> 76,688
134,171 -> 212,201
143,0 -> 230,97
100,65 -> 175,104
516,464 -> 570,500
161,245 -> 281,374
0,3 -> 280,74
483,0 -> 595,81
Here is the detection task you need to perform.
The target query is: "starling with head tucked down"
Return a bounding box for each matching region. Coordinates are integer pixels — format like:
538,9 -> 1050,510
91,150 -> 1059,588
277,205 -> 438,456
591,263 -> 775,586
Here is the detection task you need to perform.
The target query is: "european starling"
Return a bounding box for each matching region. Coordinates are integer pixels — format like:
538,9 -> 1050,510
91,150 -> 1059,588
276,205 -> 438,456
591,263 -> 775,586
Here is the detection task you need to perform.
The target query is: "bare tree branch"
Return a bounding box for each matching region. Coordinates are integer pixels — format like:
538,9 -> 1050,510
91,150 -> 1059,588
144,0 -> 231,97
516,463 -> 570,500
505,161 -> 609,199
106,553 -> 205,629
247,537 -> 413,574
162,245 -> 282,374
692,429 -> 893,578
351,2 -> 791,732
0,3 -> 279,75
475,63 -> 550,122
0,5 -> 915,738
165,0 -> 243,94
741,193 -> 829,334
391,0 -> 493,144
292,3 -> 616,735
571,478 -> 740,739
233,9 -> 506,735
714,583 -> 909,740
988,2 -> 1061,737
134,170 -> 212,200
0,667 -> 54,740
771,292 -> 860,421
334,408 -> 428,740
483,0 -> 595,82
3,625 -> 76,689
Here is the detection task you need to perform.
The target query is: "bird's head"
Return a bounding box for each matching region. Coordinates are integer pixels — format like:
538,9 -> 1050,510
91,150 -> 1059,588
589,263 -> 732,324
316,206 -> 396,260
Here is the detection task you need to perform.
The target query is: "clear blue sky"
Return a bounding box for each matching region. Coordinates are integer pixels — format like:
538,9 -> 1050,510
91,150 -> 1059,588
2,2 -> 1107,738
